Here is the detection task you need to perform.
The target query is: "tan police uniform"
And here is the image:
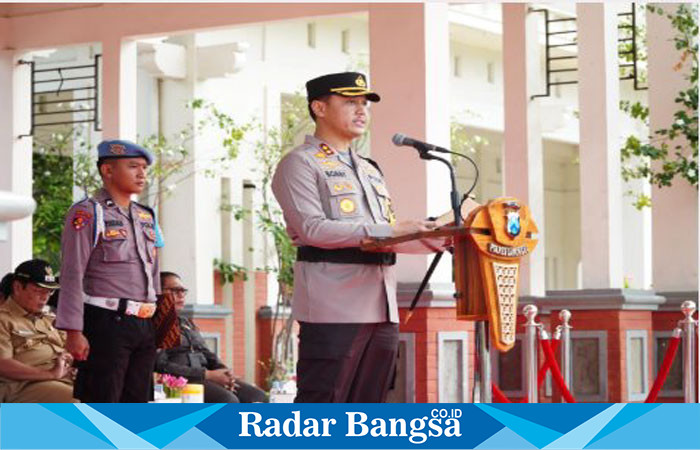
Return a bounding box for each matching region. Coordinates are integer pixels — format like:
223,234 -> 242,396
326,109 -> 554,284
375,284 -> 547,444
273,124 -> 400,402
0,297 -> 76,403
272,135 -> 398,323
57,187 -> 160,402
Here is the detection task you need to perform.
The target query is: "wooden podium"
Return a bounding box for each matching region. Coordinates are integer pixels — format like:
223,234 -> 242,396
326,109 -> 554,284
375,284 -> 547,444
362,197 -> 538,352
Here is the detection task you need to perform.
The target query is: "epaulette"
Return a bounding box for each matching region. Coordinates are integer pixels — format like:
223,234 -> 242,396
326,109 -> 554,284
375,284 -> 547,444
359,156 -> 384,176
134,202 -> 165,248
134,201 -> 156,217
68,198 -> 92,210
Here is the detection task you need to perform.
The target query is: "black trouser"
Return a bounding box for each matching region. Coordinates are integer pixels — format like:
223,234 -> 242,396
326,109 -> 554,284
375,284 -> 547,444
203,379 -> 268,403
294,322 -> 399,403
74,304 -> 156,403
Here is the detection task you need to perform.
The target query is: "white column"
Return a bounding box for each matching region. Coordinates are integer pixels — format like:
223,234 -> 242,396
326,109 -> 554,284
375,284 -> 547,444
502,4 -> 546,296
369,3 -> 451,283
647,4 -> 698,292
101,36 -> 137,140
221,177 -> 234,368
0,51 -> 34,274
576,3 -> 624,289
159,36 -> 214,306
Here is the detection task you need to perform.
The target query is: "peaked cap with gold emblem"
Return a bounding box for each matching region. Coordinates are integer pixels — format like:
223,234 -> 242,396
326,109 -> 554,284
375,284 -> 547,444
13,259 -> 60,289
306,72 -> 380,103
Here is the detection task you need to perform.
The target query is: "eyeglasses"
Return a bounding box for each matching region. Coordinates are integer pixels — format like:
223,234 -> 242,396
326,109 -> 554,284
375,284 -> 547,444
164,287 -> 188,296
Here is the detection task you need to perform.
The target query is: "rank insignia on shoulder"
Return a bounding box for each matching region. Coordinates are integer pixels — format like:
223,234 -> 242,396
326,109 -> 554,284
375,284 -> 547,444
319,143 -> 335,156
138,212 -> 153,221
314,151 -> 328,159
339,198 -> 356,214
72,210 -> 93,231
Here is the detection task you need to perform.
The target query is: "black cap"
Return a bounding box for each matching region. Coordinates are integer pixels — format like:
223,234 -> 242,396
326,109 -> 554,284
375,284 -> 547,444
14,259 -> 60,289
306,72 -> 380,103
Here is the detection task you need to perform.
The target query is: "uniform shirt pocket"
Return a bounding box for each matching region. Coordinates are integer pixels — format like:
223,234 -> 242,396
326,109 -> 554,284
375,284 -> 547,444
101,228 -> 129,262
10,330 -> 44,354
142,226 -> 157,263
370,181 -> 395,223
325,179 -> 363,220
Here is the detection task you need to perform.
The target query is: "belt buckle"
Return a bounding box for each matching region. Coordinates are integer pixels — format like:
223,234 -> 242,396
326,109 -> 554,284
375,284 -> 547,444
137,303 -> 156,318
381,253 -> 395,265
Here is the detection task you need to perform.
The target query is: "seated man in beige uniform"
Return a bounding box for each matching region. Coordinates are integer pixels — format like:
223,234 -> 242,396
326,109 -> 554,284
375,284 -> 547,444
272,72 -> 436,402
0,259 -> 76,403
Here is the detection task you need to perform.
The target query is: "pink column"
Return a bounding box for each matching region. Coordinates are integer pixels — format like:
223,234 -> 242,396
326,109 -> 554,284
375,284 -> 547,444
647,5 -> 698,292
0,51 -> 34,274
368,3 -> 450,282
502,4 -> 546,296
0,18 -> 8,48
101,36 -> 137,140
577,3 -> 624,289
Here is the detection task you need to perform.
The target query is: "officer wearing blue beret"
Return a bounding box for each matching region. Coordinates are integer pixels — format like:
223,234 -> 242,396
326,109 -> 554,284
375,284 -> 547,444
57,139 -> 163,402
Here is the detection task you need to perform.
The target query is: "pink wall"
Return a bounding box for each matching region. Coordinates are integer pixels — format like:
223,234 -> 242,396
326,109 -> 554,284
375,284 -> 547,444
5,3 -> 368,50
369,4 -> 427,220
0,18 -> 8,48
368,4 -> 431,281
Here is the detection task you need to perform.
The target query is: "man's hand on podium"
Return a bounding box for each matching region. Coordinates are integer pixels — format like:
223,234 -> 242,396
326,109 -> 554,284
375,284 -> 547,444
433,197 -> 482,227
391,219 -> 438,237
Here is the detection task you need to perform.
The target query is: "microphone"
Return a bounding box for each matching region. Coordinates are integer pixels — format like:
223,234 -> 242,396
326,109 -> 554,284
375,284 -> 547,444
391,133 -> 449,154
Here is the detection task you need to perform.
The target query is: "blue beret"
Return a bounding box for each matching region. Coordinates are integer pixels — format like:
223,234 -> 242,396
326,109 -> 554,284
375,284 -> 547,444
97,140 -> 154,166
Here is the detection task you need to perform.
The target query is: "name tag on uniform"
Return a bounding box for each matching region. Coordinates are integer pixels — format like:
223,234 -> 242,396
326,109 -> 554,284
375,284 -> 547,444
104,228 -> 127,239
12,329 -> 36,337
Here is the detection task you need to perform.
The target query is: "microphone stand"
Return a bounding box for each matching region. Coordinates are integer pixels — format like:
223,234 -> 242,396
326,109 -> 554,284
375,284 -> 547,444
417,147 -> 491,402
416,149 -> 462,227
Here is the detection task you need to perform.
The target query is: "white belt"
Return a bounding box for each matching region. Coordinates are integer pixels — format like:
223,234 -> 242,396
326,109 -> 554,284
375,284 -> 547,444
85,295 -> 156,319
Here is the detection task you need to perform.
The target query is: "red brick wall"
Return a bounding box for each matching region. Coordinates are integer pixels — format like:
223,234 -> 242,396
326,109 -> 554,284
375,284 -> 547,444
231,275 -> 246,375
213,271 -> 223,305
256,315 -> 298,390
399,307 -> 476,403
192,317 -> 228,364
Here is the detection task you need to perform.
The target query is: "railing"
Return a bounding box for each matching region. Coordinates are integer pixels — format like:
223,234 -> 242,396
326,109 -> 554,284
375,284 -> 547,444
492,301 -> 697,403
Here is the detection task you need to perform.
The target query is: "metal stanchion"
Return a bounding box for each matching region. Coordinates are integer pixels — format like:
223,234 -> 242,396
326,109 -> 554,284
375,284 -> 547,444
680,301 -> 697,403
558,309 -> 572,392
523,304 -> 539,403
478,321 -> 492,403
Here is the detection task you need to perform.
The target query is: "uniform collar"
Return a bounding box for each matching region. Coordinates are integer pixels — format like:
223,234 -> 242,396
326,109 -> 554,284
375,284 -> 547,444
1,296 -> 43,319
95,188 -> 119,208
95,187 -> 135,216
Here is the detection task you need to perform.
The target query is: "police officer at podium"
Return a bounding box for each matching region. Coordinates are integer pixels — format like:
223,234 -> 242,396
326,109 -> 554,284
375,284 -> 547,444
56,139 -> 162,402
272,72 -> 436,402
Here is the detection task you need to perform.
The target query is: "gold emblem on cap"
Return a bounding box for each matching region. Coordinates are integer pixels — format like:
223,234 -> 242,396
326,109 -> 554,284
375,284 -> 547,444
339,198 -> 356,214
45,266 -> 56,282
355,76 -> 366,88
